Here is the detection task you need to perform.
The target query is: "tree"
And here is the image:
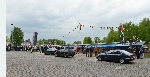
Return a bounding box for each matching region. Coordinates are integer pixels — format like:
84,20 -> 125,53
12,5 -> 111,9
83,37 -> 92,44
37,39 -> 43,44
138,18 -> 150,44
10,26 -> 24,46
101,37 -> 107,43
73,41 -> 81,45
6,36 -> 10,42
37,38 -> 66,45
105,30 -> 116,43
94,37 -> 100,43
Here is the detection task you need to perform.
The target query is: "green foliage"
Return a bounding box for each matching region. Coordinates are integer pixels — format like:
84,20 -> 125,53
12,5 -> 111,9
10,26 -> 24,46
83,37 -> 92,44
138,18 -> 150,44
101,37 -> 107,43
103,18 -> 150,44
105,30 -> 119,43
94,37 -> 100,43
73,41 -> 81,44
6,36 -> 10,42
37,38 -> 66,45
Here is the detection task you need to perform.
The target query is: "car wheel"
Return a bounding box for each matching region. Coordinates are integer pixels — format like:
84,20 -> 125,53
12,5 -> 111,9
55,53 -> 58,57
98,57 -> 102,61
44,51 -> 50,55
44,52 -> 47,55
119,59 -> 125,64
64,54 -> 67,58
72,55 -> 74,57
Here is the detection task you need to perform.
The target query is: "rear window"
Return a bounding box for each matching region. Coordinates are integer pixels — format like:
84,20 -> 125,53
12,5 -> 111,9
121,50 -> 132,55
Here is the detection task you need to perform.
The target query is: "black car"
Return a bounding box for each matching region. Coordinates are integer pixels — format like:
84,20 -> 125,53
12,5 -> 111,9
54,48 -> 75,58
96,50 -> 135,63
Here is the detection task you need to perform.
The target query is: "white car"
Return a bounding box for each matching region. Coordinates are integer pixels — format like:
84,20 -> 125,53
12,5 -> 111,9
44,48 -> 57,55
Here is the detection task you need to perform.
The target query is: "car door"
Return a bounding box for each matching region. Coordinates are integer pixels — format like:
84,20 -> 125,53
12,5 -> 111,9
104,50 -> 114,61
60,49 -> 66,56
108,50 -> 115,61
113,50 -> 122,61
55,49 -> 61,56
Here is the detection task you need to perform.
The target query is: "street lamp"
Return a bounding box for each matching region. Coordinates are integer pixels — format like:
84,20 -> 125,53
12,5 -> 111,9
11,24 -> 14,46
62,36 -> 64,46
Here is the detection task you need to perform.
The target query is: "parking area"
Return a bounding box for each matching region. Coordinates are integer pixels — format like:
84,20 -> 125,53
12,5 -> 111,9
7,51 -> 150,77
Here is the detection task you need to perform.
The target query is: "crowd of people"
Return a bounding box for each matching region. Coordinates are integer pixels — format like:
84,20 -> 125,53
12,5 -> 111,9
7,44 -> 146,59
74,46 -> 105,57
74,45 -> 146,59
133,46 -> 145,59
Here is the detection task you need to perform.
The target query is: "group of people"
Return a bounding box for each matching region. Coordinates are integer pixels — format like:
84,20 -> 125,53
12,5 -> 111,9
74,46 -> 101,57
134,46 -> 145,59
7,44 -> 146,59
74,45 -> 146,59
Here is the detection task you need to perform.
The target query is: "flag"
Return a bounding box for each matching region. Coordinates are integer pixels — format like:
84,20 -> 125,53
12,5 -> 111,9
79,23 -> 82,30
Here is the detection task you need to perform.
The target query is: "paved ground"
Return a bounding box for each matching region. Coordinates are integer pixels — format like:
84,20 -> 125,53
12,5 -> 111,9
7,51 -> 150,77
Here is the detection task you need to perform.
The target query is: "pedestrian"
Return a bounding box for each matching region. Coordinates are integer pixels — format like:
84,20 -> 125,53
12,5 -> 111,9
90,46 -> 93,57
82,46 -> 85,54
94,46 -> 99,56
140,47 -> 144,59
98,48 -> 101,54
76,46 -> 80,54
30,46 -> 34,53
85,46 -> 88,57
74,46 -> 76,52
44,45 -> 48,52
128,47 -> 132,53
135,46 -> 140,59
102,48 -> 105,53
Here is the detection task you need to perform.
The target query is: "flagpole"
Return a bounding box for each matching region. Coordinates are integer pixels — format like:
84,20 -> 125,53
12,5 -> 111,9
122,26 -> 124,42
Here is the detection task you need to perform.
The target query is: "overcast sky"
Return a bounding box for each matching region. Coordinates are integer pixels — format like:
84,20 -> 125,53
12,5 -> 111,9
6,0 -> 150,44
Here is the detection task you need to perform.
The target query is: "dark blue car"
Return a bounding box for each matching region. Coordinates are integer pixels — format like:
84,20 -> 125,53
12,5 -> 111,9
96,50 -> 135,64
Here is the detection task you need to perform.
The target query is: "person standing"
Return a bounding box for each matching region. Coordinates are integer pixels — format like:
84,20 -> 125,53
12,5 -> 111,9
128,47 -> 132,53
40,45 -> 44,53
90,46 -> 93,57
140,47 -> 144,59
82,46 -> 85,54
135,46 -> 140,59
44,45 -> 48,52
94,46 -> 98,56
85,46 -> 89,57
76,46 -> 80,54
102,48 -> 105,53
74,46 -> 76,52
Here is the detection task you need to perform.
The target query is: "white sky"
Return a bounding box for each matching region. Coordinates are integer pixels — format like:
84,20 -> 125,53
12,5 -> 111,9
6,0 -> 150,44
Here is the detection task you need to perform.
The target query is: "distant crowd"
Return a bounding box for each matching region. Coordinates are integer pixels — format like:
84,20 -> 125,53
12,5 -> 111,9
6,44 -> 146,59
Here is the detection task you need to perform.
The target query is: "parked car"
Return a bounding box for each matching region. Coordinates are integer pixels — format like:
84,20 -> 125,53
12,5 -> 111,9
54,48 -> 75,58
142,45 -> 148,50
44,47 -> 57,55
96,50 -> 135,64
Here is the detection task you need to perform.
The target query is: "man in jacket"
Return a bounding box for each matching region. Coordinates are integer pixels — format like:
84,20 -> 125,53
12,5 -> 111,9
94,46 -> 99,56
135,46 -> 140,59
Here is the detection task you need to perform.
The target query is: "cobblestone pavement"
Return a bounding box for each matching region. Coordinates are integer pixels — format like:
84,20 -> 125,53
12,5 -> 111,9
7,51 -> 150,77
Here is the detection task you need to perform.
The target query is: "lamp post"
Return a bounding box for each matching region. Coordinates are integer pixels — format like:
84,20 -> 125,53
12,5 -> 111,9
11,24 -> 14,47
62,36 -> 64,46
